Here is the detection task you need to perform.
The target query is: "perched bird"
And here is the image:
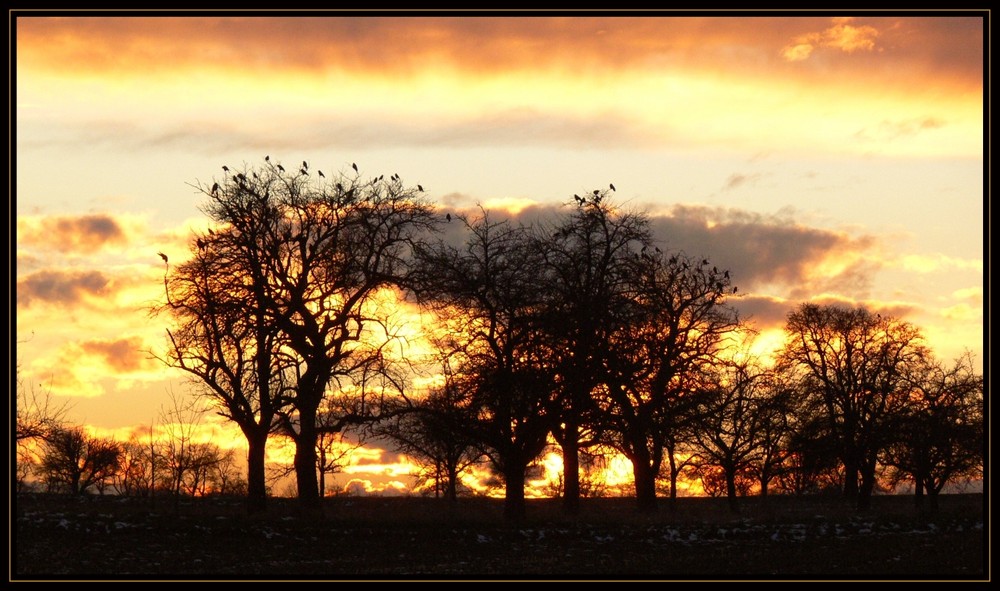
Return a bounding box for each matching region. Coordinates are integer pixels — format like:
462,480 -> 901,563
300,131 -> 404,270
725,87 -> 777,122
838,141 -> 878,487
574,194 -> 584,204
724,270 -> 729,279
222,165 -> 229,172
593,189 -> 600,195
733,286 -> 738,294
265,155 -> 270,162
211,182 -> 219,194
300,168 -> 308,176
277,164 -> 285,173
352,162 -> 358,172
302,160 -> 308,170
196,238 -> 206,250
207,228 -> 214,236
157,251 -> 168,264
236,173 -> 246,182
610,183 -> 616,191
417,184 -> 424,191
446,213 -> 452,222
318,170 -> 325,178
702,259 -> 709,266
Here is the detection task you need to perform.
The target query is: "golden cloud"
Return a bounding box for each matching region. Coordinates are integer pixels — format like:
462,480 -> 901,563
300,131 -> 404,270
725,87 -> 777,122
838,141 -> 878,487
781,17 -> 879,61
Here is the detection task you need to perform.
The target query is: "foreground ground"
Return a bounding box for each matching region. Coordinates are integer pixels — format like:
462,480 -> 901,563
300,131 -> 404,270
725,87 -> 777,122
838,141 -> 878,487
12,492 -> 987,580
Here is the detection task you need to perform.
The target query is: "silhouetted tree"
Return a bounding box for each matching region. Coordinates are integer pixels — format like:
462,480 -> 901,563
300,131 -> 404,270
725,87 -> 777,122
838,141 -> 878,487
410,211 -> 554,520
39,427 -> 122,495
158,213 -> 292,514
602,248 -> 740,512
181,159 -> 437,512
378,378 -> 484,501
688,357 -> 775,512
781,303 -> 926,510
16,370 -> 69,443
882,352 -> 983,510
541,192 -> 650,514
115,429 -> 159,497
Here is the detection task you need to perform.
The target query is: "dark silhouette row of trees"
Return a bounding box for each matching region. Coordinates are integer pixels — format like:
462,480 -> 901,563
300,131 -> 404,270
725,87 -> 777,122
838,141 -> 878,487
15,395 -> 248,500
22,158 -> 977,519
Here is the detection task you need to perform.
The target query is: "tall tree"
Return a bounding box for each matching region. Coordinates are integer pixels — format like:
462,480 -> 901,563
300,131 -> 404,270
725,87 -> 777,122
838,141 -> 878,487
541,191 -> 650,514
410,211 -> 554,520
158,215 -> 291,514
177,159 -> 437,512
781,303 -> 926,510
602,249 -> 740,512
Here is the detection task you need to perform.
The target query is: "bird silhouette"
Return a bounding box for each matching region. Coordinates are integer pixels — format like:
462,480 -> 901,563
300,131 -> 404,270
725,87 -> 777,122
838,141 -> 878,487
610,183 -> 616,191
207,228 -> 214,236
417,184 -> 424,191
446,213 -> 452,222
593,189 -> 600,195
211,182 -> 219,194
574,194 -> 584,204
302,160 -> 308,170
265,155 -> 270,162
318,170 -> 325,178
197,238 -> 206,250
222,165 -> 229,173
300,168 -> 308,176
277,164 -> 285,173
157,252 -> 168,264
236,173 -> 246,182
352,162 -> 358,172
732,286 -> 738,294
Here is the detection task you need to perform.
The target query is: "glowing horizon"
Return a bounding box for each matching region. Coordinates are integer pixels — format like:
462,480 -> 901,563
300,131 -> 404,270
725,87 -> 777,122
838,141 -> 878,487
15,12 -> 984,499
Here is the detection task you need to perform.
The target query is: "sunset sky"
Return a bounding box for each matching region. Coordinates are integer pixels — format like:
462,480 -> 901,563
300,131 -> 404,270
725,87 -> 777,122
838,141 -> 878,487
13,12 -> 986,495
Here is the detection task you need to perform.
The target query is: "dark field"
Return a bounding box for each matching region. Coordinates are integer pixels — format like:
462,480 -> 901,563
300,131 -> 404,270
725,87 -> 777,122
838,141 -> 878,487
12,492 -> 987,581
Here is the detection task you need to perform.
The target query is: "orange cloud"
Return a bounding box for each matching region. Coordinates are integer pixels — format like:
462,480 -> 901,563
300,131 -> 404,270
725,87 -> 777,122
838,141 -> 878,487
18,214 -> 128,254
781,17 -> 880,61
78,336 -> 154,373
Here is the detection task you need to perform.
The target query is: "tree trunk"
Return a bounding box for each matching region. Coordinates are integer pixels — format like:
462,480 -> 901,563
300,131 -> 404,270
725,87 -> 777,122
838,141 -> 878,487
913,474 -> 925,510
245,432 -> 268,514
446,464 -> 459,502
561,421 -> 580,515
842,456 -> 859,503
856,463 -> 876,511
725,465 -> 739,513
293,407 -> 321,513
666,446 -> 679,512
503,461 -> 527,522
632,459 -> 659,513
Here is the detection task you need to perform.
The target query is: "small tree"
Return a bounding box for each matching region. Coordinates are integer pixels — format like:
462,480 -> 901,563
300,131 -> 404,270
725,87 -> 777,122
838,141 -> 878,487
39,427 -> 122,495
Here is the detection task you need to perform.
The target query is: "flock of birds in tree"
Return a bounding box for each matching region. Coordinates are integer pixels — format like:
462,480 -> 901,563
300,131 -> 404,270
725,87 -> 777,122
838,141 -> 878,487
163,166 -> 737,296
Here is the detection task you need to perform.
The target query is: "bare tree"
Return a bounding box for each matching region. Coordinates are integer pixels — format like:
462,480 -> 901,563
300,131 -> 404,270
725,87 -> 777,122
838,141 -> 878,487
186,159 -> 437,512
687,357 -> 773,512
540,192 -> 651,515
378,378 -> 484,501
409,210 -> 555,520
882,352 -> 983,510
781,303 -> 926,510
602,247 -> 741,513
39,427 -> 122,495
